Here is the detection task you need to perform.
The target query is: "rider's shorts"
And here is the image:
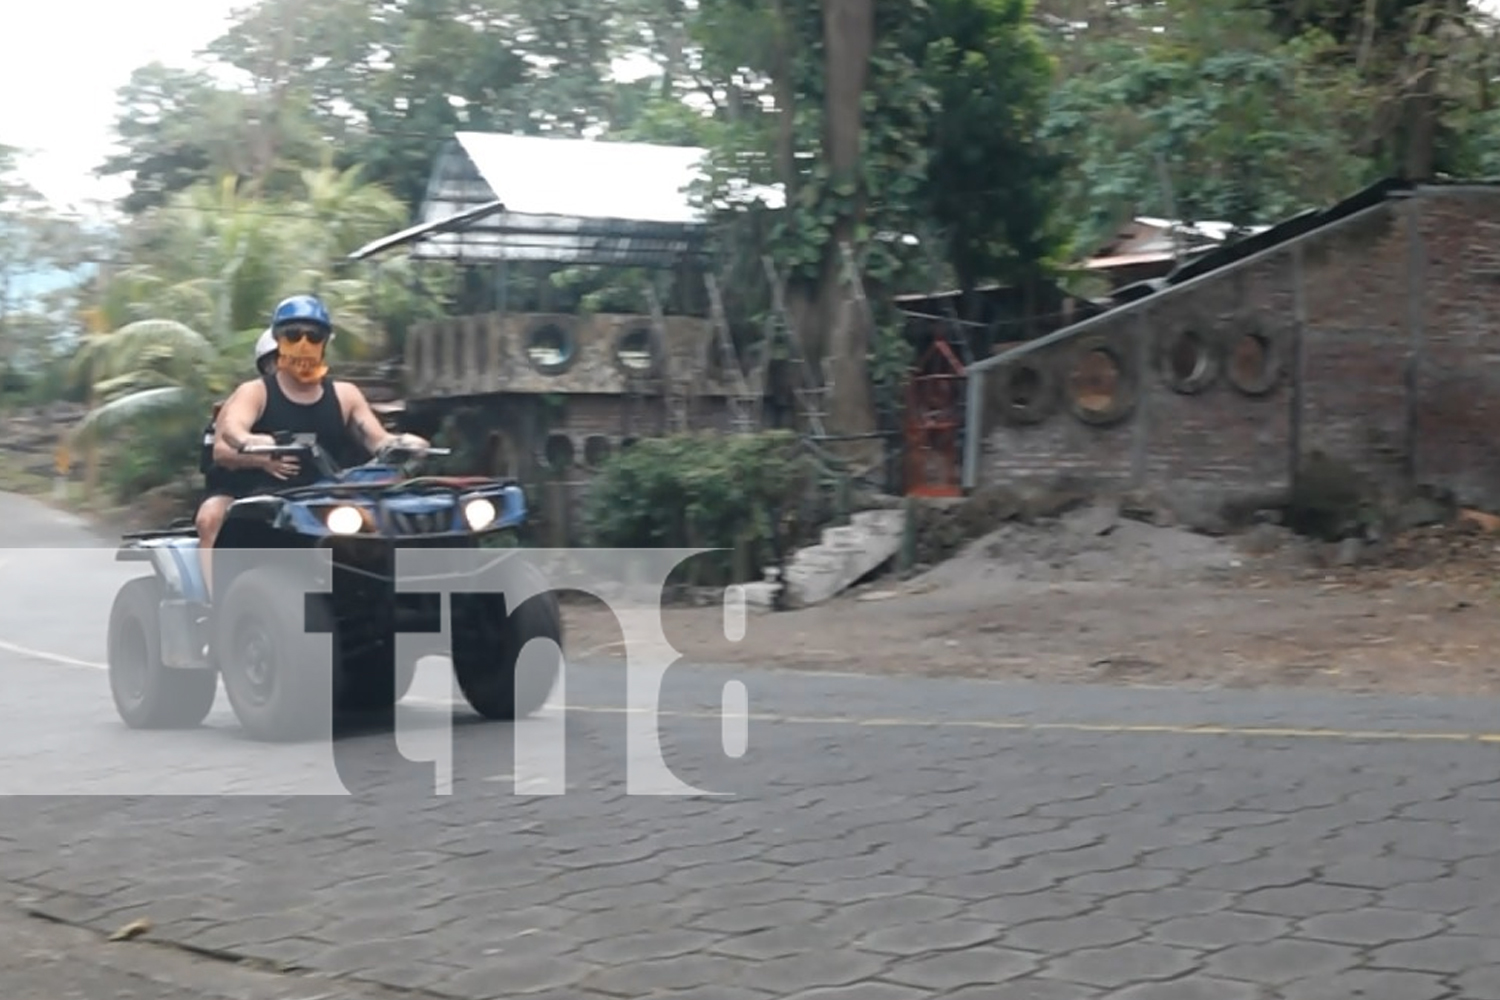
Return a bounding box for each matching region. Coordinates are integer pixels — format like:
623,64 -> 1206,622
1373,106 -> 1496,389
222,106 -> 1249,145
203,468 -> 277,501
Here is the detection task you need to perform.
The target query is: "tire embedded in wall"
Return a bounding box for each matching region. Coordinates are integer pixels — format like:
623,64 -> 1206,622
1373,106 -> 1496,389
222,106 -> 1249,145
992,356 -> 1059,426
1155,323 -> 1220,395
1224,319 -> 1284,397
1063,333 -> 1137,428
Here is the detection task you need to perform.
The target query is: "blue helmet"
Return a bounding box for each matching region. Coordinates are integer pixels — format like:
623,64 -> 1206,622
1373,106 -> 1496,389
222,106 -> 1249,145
270,294 -> 332,331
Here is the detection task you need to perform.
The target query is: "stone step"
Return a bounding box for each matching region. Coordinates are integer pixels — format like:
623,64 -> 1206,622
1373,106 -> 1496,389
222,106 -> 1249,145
783,521 -> 906,608
821,525 -> 865,550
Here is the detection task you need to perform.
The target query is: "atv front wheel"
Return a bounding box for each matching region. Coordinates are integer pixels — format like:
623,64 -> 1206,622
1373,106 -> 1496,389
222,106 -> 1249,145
450,564 -> 562,720
108,577 -> 217,729
214,566 -> 337,742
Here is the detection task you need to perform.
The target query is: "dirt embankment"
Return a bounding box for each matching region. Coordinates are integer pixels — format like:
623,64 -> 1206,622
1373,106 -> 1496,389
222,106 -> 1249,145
564,489 -> 1500,697
0,403 -> 85,481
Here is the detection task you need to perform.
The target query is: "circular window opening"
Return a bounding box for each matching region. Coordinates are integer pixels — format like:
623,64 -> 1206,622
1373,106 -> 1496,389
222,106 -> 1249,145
543,433 -> 574,470
616,327 -> 655,373
583,435 -> 612,467
1007,365 -> 1042,409
526,323 -> 574,373
1067,347 -> 1121,414
1230,332 -> 1269,385
1169,331 -> 1208,383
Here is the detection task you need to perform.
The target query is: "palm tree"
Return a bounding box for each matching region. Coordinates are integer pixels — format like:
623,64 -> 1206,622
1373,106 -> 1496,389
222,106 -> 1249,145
65,166 -> 450,499
66,318 -> 252,448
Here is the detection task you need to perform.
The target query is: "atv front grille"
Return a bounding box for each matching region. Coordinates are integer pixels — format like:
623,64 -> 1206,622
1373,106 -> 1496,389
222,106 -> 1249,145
385,508 -> 454,535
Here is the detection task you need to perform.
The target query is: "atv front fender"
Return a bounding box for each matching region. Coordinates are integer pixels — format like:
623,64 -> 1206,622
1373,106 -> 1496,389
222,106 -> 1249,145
117,539 -> 212,670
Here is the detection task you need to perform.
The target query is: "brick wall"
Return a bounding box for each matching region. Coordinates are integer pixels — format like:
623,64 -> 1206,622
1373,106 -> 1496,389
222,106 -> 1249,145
974,187 -> 1500,514
1414,191 -> 1500,504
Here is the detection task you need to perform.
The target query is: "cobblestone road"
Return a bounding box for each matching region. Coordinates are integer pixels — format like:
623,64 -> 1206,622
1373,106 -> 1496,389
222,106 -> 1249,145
4,492 -> 1500,998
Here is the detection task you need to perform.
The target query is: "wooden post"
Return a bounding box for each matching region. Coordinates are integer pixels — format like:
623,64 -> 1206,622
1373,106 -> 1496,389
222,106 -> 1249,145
54,441 -> 69,501
899,495 -> 917,577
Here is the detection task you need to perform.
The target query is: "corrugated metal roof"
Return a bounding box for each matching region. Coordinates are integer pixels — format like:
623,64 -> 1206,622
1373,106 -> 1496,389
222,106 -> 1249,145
349,198 -> 507,261
965,177 -> 1416,377
1081,250 -> 1178,269
352,132 -> 782,269
1135,217 -> 1269,242
1102,217 -> 1273,259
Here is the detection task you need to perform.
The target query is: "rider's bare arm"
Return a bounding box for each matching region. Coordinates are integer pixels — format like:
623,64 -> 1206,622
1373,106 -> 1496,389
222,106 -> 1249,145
338,382 -> 422,454
213,380 -> 274,469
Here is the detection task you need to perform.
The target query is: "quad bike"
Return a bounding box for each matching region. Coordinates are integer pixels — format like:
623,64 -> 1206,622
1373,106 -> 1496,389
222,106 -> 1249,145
106,433 -> 563,741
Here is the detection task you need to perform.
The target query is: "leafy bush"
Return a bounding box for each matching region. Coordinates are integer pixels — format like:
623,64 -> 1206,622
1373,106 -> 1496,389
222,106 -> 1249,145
103,421 -> 200,504
581,431 -> 824,584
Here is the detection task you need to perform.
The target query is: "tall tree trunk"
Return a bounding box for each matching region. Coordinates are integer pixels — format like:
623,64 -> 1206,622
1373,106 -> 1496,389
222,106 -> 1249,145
768,0 -> 823,438
1399,2 -> 1444,181
1401,74 -> 1437,180
812,0 -> 879,463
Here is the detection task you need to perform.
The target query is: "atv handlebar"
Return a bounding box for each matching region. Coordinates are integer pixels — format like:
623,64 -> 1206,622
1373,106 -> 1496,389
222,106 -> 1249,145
239,438 -> 451,480
239,443 -> 453,458
383,444 -> 453,459
239,443 -> 310,457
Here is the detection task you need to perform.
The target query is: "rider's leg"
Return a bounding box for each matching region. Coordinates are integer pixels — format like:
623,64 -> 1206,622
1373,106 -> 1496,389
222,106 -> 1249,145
195,494 -> 231,598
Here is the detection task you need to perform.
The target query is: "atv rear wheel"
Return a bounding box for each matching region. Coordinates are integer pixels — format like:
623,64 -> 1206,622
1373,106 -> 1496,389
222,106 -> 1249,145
108,577 -> 218,729
214,566 -> 336,742
450,564 -> 562,720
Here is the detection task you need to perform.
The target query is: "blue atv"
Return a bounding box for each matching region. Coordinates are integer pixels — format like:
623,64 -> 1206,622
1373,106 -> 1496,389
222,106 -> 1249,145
105,433 -> 564,741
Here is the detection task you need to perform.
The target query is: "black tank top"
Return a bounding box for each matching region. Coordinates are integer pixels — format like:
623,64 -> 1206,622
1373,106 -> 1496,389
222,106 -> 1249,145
249,374 -> 366,487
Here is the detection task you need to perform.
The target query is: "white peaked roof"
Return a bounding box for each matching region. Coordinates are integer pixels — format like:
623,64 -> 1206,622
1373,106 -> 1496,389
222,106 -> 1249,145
448,132 -> 710,224
350,132 -> 782,268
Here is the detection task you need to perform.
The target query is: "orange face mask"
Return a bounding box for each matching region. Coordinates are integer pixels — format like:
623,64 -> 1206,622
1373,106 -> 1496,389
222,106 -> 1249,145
275,325 -> 330,384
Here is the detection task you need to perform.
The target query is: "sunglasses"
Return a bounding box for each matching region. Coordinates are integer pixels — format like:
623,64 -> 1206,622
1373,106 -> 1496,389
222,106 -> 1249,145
275,325 -> 330,344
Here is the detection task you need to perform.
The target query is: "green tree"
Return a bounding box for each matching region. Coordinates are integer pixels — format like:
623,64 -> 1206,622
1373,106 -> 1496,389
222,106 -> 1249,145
1250,0 -> 1482,178
689,0 -> 1066,454
1041,0 -> 1374,253
908,0 -> 1069,317
97,62 -> 331,215
196,0 -> 626,211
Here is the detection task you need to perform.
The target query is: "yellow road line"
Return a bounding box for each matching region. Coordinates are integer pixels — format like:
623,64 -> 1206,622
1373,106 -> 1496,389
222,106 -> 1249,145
555,704 -> 1500,744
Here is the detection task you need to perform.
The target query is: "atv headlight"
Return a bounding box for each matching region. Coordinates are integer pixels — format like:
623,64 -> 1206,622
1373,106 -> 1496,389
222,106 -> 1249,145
325,505 -> 364,535
463,498 -> 497,531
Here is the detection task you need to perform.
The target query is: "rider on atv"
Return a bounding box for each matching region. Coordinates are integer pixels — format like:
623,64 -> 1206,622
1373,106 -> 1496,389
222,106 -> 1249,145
196,330 -> 278,518
193,328 -> 279,591
207,294 -> 428,589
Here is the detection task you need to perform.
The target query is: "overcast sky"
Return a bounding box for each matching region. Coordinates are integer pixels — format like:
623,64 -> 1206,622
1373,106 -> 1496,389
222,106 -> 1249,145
0,0 -> 243,214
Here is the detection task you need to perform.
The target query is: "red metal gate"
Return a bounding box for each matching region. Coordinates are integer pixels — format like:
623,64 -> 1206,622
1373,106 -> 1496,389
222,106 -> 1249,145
903,333 -> 966,497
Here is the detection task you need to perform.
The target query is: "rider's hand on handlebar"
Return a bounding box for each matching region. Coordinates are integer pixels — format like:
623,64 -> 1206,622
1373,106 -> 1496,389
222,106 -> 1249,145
237,433 -> 277,453
384,432 -> 430,454
238,433 -> 298,478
